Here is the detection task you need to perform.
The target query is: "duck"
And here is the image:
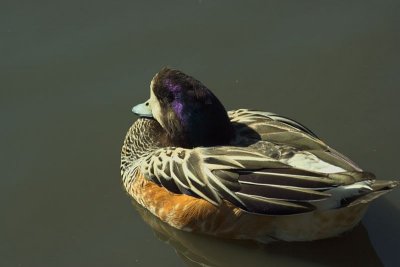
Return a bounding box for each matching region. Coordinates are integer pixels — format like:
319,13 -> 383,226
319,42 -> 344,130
121,67 -> 398,242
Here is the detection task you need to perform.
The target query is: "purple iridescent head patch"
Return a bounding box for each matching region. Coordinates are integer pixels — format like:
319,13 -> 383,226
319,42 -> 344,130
172,100 -> 185,120
164,78 -> 181,93
163,78 -> 186,121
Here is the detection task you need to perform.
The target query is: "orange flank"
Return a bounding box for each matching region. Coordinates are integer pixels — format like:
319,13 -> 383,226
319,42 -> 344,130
127,172 -> 369,242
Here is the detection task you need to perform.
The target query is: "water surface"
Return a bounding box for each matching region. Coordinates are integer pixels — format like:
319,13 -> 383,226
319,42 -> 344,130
1,1 -> 399,266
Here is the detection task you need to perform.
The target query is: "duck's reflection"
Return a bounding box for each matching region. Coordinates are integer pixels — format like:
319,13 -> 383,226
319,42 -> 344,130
131,200 -> 382,267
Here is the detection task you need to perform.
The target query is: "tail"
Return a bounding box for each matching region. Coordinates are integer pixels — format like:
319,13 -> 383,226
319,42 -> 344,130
347,179 -> 399,207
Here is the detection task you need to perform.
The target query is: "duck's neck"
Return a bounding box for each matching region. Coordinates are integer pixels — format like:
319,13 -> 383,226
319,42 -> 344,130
173,120 -> 234,148
166,106 -> 234,148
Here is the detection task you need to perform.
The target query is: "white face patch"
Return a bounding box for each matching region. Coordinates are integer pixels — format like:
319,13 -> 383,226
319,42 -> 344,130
149,79 -> 165,128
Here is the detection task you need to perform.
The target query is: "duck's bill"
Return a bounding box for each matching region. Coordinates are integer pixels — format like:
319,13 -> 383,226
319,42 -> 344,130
132,101 -> 153,117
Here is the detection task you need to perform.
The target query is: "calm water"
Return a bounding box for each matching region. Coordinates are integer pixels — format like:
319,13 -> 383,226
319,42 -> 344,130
1,1 -> 399,266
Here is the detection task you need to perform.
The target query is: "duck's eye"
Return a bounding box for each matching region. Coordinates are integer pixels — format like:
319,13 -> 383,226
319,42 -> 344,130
145,102 -> 149,106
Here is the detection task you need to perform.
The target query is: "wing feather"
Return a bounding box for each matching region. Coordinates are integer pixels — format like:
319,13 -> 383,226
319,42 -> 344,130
229,109 -> 317,137
140,145 -> 347,214
236,169 -> 338,189
238,182 -> 331,201
229,109 -> 363,173
235,193 -> 314,215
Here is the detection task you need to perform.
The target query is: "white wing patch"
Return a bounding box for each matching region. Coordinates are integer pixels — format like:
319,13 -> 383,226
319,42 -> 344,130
282,152 -> 346,174
315,181 -> 373,210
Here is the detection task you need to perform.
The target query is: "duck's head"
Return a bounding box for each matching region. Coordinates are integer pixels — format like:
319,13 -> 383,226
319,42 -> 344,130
132,68 -> 233,148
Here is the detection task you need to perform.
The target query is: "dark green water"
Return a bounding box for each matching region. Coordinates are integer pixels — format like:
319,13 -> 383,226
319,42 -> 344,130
1,1 -> 399,266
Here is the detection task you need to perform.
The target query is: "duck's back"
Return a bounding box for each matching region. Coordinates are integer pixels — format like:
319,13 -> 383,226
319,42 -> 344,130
227,109 -> 397,211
